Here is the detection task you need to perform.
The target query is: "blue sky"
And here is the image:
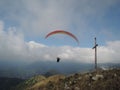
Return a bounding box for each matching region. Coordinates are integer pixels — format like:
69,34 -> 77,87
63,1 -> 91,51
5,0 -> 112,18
0,0 -> 120,64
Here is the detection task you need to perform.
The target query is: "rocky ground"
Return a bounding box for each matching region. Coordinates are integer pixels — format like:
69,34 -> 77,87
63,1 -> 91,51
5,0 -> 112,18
15,68 -> 120,90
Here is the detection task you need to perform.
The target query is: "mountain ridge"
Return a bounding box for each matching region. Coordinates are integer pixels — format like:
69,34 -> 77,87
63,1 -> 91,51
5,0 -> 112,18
14,68 -> 120,90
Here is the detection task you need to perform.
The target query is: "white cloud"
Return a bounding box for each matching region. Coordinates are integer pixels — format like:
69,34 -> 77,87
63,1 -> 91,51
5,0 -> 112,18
0,21 -> 119,64
0,22 -> 28,62
0,21 -> 4,32
0,0 -> 120,64
98,41 -> 120,63
0,0 -> 119,39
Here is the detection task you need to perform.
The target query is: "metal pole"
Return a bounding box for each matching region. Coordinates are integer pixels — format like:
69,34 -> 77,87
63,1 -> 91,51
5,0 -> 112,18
92,37 -> 98,70
95,37 -> 97,70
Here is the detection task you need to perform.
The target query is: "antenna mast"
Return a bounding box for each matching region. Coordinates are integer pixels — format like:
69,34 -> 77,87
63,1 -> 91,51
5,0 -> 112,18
92,37 -> 98,70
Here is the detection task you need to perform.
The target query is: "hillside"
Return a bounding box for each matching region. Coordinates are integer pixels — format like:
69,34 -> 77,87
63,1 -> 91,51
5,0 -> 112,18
14,68 -> 120,90
0,77 -> 23,90
14,75 -> 46,90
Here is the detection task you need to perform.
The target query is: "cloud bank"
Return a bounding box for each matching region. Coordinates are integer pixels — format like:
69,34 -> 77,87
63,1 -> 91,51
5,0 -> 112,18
0,20 -> 120,63
0,0 -> 119,40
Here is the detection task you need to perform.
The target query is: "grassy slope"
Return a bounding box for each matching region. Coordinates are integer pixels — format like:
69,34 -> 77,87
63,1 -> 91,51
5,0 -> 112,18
15,75 -> 46,90
15,69 -> 120,90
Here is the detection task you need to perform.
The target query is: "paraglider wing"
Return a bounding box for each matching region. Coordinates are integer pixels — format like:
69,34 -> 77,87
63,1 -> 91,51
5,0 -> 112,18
45,30 -> 79,44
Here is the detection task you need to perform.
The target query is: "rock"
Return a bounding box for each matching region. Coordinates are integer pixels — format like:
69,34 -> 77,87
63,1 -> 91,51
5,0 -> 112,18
64,83 -> 70,90
69,81 -> 72,84
92,74 -> 104,81
78,77 -> 82,80
75,87 -> 80,90
73,80 -> 77,84
114,73 -> 117,77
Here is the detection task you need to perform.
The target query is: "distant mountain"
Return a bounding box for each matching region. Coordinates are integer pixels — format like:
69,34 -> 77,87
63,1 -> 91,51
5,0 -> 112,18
0,77 -> 24,90
43,69 -> 61,77
98,63 -> 120,69
0,60 -> 120,79
0,61 -> 94,79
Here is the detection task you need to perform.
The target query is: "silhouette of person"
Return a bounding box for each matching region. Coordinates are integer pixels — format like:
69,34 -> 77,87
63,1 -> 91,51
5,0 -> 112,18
57,57 -> 60,62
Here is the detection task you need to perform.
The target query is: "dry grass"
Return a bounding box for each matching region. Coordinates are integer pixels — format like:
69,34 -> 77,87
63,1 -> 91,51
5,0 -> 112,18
15,69 -> 120,90
28,75 -> 65,90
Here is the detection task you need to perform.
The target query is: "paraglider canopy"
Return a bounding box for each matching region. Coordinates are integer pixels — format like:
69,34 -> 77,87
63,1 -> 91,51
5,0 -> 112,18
45,30 -> 79,44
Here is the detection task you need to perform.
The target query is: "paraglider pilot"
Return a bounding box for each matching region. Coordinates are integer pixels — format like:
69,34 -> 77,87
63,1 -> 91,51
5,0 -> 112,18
57,57 -> 60,62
